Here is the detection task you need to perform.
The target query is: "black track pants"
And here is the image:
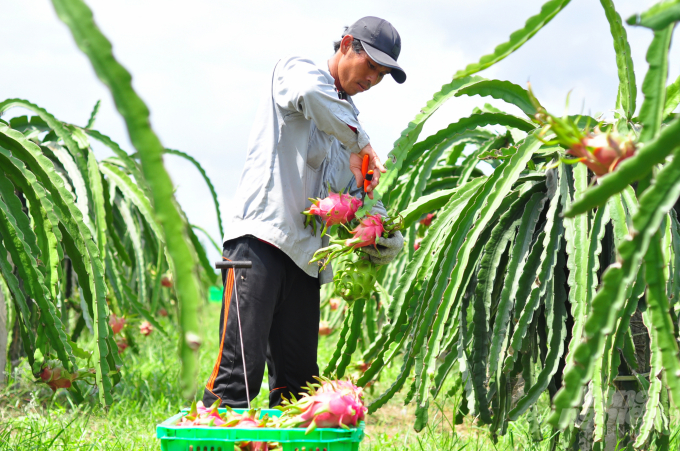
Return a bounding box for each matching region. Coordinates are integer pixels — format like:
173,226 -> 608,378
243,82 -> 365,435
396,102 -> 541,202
203,235 -> 320,408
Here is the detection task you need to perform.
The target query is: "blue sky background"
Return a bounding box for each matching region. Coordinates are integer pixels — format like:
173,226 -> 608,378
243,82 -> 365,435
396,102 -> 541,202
1,0 -> 677,263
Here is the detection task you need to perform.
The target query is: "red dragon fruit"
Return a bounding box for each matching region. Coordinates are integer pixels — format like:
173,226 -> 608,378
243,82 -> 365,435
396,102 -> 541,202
419,213 -> 435,227
139,320 -> 154,336
309,213 -> 401,270
566,131 -> 636,176
277,377 -> 367,434
116,338 -> 128,354
346,214 -> 385,249
329,298 -> 341,311
161,273 -> 173,287
109,314 -> 126,335
177,400 -> 227,427
177,403 -> 276,449
39,360 -> 94,391
318,321 -> 332,336
527,85 -> 637,177
303,192 -> 362,236
40,362 -> 75,391
353,361 -> 370,373
223,408 -> 275,451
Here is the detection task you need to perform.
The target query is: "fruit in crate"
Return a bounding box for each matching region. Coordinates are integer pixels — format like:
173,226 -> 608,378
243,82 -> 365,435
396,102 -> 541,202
276,377 -> 367,434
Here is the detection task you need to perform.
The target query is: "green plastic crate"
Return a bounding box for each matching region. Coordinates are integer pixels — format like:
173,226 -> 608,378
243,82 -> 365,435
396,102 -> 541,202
157,408 -> 365,451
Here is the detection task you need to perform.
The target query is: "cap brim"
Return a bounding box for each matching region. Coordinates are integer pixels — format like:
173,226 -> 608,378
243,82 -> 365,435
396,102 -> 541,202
361,42 -> 406,84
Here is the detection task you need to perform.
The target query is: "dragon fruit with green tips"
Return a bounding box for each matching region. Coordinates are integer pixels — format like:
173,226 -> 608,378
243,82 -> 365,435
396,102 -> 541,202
302,191 -> 362,236
309,213 -> 402,270
38,360 -> 95,391
177,400 -> 227,427
276,377 -> 367,434
175,402 -> 278,450
223,408 -> 277,451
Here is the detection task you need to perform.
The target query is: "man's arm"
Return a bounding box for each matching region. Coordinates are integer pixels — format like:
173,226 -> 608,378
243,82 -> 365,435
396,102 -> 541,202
274,56 -> 370,154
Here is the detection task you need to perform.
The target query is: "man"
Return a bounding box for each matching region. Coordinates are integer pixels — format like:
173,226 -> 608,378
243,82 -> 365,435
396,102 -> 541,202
203,16 -> 406,408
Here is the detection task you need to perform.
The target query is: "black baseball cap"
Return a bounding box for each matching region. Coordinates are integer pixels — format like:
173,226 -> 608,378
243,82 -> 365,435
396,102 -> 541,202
343,16 -> 406,84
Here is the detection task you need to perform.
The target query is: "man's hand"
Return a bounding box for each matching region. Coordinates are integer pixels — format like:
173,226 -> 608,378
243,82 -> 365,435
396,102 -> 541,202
362,231 -> 404,265
349,144 -> 387,200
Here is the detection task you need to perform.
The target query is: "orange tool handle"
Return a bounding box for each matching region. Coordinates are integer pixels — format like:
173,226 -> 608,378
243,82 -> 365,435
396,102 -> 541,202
361,155 -> 370,191
364,170 -> 374,191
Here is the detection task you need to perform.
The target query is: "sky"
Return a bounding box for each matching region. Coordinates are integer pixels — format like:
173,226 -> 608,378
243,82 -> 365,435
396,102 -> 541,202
1,0 -> 677,264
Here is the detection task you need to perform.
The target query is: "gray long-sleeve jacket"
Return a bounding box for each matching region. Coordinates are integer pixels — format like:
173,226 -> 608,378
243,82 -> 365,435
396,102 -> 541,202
223,55 -> 386,284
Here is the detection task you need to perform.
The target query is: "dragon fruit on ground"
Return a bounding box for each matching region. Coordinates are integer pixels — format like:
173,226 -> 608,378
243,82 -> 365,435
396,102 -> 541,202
276,377 -> 367,434
303,191 -> 362,236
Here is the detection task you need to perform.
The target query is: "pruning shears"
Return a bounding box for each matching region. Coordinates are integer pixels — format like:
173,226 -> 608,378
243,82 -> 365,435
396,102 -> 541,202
361,154 -> 374,203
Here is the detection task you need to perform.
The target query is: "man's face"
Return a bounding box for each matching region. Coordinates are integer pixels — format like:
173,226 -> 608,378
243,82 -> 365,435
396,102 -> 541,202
337,36 -> 391,96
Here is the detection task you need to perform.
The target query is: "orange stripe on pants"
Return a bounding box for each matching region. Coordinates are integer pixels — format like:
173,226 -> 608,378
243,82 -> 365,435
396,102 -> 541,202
206,257 -> 234,393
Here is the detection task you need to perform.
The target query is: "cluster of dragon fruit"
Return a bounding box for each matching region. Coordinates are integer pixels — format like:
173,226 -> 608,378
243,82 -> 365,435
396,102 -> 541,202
174,377 -> 366,448
37,312 -> 158,391
108,312 -> 156,354
302,190 -> 401,317
302,190 -> 402,271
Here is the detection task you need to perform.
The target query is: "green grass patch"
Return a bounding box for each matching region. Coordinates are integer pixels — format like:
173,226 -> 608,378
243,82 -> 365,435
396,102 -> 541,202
2,303 -> 678,450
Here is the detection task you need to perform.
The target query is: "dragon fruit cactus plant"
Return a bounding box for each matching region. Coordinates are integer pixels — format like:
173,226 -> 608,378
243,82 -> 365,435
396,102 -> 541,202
276,376 -> 367,434
303,191 -> 362,236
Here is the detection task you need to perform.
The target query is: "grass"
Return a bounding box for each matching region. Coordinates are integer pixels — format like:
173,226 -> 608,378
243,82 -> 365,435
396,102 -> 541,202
1,302 -> 678,450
